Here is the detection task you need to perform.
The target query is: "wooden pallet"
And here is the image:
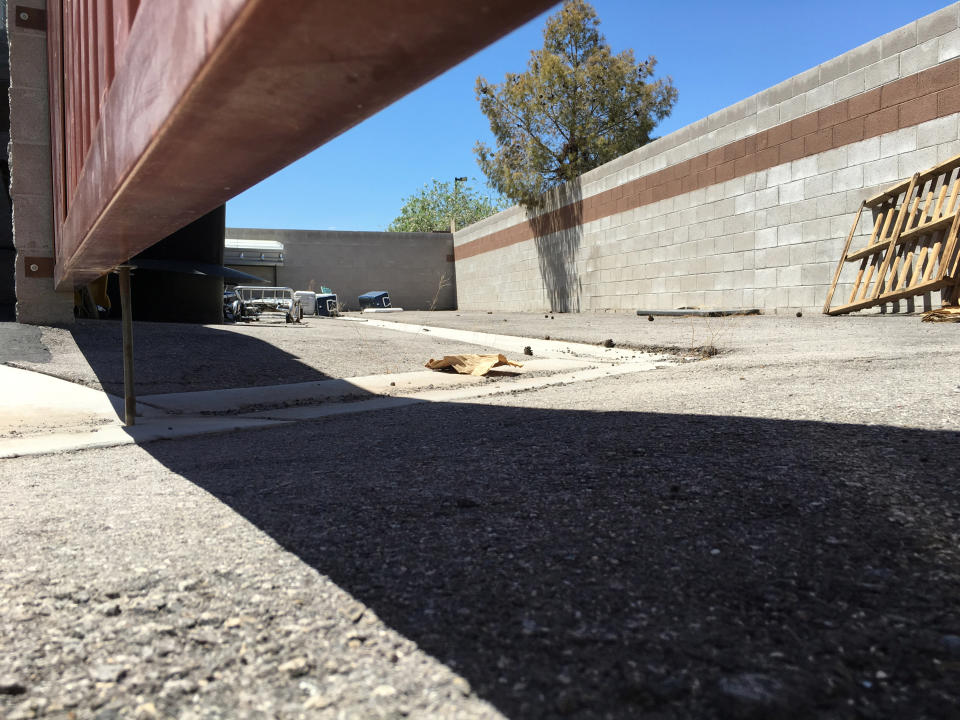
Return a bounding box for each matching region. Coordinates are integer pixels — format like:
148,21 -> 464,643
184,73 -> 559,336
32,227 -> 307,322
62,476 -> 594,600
824,154 -> 960,315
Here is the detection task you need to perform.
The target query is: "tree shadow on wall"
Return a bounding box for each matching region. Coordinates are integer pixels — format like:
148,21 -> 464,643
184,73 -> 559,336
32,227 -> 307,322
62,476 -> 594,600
530,184 -> 583,313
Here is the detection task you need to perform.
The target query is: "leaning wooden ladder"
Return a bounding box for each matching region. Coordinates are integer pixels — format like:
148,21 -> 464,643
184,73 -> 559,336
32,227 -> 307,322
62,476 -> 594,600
824,154 -> 960,315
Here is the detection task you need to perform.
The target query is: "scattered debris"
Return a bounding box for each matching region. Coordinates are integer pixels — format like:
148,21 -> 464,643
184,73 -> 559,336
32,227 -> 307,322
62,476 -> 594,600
426,354 -> 523,376
796,311 -> 803,317
523,346 -> 533,356
602,339 -> 615,348
648,315 -> 654,322
922,306 -> 960,322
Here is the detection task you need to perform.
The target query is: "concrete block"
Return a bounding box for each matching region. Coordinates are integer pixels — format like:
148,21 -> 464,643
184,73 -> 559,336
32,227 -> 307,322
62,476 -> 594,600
723,177 -> 746,199
801,261 -> 834,285
802,217 -> 832,242
864,56 -> 900,90
834,166 -> 864,191
819,54 -> 849,84
788,286 -> 817,307
764,204 -> 791,228
790,242 -> 817,266
790,198 -> 818,223
704,290 -> 725,307
754,287 -> 776,307
880,22 -> 918,59
9,143 -> 52,197
846,137 -> 881,164
758,105 -> 780,131
880,127 -> 918,158
817,147 -> 848,173
756,227 -> 778,249
705,183 -> 724,203
918,4 -> 959,44
715,234 -> 735,255
777,265 -> 802,286
779,94 -> 806,123
8,35 -> 48,89
10,193 -> 54,251
899,37 -> 939,76
917,115 -> 959,148
793,67 -> 820,95
937,138 -> 960,162
732,232 -> 754,252
757,187 -> 779,209
777,222 -> 803,246
898,145 -> 939,176
766,163 -> 793,187
791,156 -> 819,181
848,38 -> 883,73
734,193 -> 755,214
939,27 -> 960,62
779,179 -> 805,203
9,88 -> 49,145
863,154 -> 902,186
816,191 -> 846,218
803,173 -> 834,198
805,81 -> 835,112
754,267 -> 777,287
836,68 -> 867,101
759,78 -> 796,111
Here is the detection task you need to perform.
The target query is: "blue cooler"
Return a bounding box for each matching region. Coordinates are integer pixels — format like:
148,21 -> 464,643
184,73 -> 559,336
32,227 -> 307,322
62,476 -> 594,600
316,293 -> 338,316
358,291 -> 391,309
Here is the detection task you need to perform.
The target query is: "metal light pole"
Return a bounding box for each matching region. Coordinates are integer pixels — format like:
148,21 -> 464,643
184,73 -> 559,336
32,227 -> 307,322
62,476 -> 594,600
117,265 -> 136,426
450,176 -> 467,233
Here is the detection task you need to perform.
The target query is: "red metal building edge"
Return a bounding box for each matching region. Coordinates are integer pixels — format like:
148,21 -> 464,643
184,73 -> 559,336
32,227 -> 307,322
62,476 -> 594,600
45,0 -> 556,289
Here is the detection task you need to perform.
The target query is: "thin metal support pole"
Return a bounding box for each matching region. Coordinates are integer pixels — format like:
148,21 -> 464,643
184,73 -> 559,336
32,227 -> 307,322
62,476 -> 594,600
118,265 -> 136,426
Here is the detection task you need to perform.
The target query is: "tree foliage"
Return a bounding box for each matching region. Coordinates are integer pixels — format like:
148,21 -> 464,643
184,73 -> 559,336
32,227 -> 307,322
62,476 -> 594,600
474,0 -> 677,207
387,179 -> 505,232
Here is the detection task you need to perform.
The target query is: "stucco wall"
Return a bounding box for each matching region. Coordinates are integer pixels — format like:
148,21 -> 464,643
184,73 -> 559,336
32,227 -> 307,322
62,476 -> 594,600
454,4 -> 960,314
226,228 -> 456,311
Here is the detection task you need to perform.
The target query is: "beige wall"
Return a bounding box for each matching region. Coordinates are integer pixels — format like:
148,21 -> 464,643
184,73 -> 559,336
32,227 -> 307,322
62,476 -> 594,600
226,228 -> 456,311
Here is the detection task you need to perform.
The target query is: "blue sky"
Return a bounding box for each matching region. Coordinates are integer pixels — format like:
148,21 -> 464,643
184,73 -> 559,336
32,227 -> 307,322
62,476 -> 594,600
226,0 -> 952,232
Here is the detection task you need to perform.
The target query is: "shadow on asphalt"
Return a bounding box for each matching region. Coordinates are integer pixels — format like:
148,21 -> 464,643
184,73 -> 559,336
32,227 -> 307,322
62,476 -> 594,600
68,320 -> 336,396
142,402 -> 960,718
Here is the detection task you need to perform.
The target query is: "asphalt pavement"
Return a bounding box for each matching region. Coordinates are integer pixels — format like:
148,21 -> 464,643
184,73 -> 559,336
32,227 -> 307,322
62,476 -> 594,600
1,311 -> 959,719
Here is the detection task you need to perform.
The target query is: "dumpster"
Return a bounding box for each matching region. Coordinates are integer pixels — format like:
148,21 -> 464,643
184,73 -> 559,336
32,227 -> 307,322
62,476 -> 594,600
316,293 -> 338,316
358,291 -> 391,309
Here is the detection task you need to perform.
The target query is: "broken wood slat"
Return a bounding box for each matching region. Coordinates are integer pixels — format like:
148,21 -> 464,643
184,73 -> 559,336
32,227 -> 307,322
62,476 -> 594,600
870,174 -> 919,301
823,201 -> 865,313
826,276 -> 956,315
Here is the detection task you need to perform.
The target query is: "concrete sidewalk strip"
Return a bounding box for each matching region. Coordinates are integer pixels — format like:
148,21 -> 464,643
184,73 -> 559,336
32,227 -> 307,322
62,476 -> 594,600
0,364 -> 161,427
340,316 -> 671,362
242,361 -> 665,421
138,359 -> 594,414
0,416 -> 287,459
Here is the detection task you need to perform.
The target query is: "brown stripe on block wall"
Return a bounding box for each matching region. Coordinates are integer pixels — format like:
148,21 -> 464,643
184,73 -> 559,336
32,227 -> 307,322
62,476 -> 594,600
456,58 -> 960,262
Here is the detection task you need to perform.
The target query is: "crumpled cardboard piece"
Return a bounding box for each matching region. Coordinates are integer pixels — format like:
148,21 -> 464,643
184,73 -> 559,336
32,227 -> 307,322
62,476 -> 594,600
425,354 -> 523,376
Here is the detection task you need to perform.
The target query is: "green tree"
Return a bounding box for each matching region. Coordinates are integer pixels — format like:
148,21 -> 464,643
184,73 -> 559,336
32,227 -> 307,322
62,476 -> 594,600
474,0 -> 677,207
387,178 -> 505,232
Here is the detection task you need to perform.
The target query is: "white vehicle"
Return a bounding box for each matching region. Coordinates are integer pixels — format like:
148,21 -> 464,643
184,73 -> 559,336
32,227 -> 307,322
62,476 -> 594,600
234,286 -> 302,322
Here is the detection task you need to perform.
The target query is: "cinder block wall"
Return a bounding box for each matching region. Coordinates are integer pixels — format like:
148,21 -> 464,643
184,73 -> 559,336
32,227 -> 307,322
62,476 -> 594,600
8,0 -> 73,324
226,228 -> 456,311
455,4 -> 960,314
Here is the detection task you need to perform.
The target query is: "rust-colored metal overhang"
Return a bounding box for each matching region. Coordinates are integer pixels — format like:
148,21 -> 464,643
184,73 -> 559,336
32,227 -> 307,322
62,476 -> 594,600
49,0 -> 556,288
